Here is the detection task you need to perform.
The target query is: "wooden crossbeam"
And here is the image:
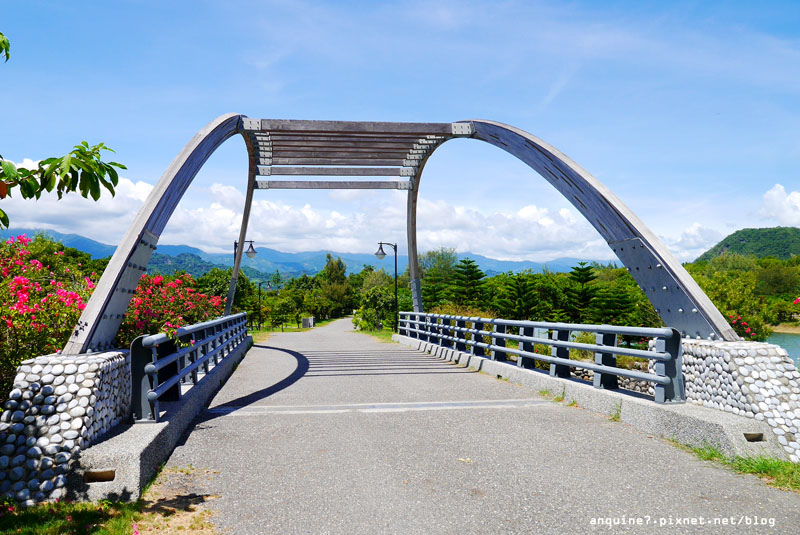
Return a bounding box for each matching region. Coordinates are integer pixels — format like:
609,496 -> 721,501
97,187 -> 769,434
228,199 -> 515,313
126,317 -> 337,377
265,167 -> 403,176
257,119 -> 452,135
255,180 -> 412,190
267,151 -> 410,159
267,140 -> 417,149
269,158 -> 405,166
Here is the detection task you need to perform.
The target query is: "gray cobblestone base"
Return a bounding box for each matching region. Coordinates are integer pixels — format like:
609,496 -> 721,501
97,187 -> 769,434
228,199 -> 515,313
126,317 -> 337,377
0,351 -> 130,505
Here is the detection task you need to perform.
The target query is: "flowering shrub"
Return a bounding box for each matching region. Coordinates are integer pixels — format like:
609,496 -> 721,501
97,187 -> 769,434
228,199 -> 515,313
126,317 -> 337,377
115,273 -> 224,347
0,235 -> 96,391
729,314 -> 767,341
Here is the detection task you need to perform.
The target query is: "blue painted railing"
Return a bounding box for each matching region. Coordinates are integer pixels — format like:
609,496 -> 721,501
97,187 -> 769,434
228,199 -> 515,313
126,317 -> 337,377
399,312 -> 685,404
131,313 -> 249,422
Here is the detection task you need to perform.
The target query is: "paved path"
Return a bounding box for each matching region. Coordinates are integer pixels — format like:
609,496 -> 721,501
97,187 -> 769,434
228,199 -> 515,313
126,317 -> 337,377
166,319 -> 800,534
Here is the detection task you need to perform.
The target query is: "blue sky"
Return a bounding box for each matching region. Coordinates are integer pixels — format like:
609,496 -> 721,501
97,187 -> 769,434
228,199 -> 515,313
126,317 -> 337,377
2,0 -> 800,262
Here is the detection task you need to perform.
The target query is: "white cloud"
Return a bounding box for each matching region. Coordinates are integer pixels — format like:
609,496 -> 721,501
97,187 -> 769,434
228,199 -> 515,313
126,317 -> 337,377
759,184 -> 800,226
4,173 -> 727,263
662,223 -> 724,262
2,174 -> 153,245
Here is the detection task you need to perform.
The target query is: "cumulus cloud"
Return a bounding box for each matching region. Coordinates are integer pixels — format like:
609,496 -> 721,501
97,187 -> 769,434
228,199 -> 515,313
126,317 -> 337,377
5,176 -> 723,263
2,173 -> 154,245
759,184 -> 800,226
662,223 -> 724,262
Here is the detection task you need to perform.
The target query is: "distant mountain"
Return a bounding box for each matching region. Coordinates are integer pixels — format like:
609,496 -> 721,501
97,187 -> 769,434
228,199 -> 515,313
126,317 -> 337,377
0,227 -> 590,277
1,227 -> 117,258
145,253 -> 275,282
696,227 -> 800,262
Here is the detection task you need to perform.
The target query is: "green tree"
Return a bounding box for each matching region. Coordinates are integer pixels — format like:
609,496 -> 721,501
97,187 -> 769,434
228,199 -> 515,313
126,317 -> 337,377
566,262 -> 598,322
419,247 -> 458,310
196,267 -> 255,312
497,272 -> 536,320
317,254 -> 350,318
449,258 -> 485,307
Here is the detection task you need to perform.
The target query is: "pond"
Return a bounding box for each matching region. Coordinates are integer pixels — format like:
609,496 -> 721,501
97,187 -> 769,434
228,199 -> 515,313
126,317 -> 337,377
767,332 -> 800,368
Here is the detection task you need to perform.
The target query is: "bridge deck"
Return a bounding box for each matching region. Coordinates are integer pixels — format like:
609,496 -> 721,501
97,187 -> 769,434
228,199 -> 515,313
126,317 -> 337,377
166,319 -> 800,534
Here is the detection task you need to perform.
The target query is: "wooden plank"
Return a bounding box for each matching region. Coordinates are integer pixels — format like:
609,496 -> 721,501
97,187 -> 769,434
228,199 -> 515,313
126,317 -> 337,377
271,158 -> 405,166
259,119 -> 452,134
266,134 -> 431,143
256,180 -> 412,190
267,167 -> 403,176
269,141 -> 416,149
270,151 -> 410,159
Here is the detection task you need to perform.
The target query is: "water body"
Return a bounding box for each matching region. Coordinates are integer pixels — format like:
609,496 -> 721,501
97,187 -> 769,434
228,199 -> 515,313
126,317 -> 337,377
767,332 -> 800,368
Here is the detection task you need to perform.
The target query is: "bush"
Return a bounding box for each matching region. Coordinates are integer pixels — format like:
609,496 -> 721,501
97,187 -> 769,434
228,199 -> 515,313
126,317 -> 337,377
0,235 -> 96,394
115,273 -> 224,347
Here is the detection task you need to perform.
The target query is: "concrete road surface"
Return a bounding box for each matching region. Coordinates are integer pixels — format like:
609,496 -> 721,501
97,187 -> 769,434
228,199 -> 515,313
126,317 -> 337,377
165,319 -> 800,534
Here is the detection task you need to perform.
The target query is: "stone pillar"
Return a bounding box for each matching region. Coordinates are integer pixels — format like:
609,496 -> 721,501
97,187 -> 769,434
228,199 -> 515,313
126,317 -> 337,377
651,339 -> 800,462
0,351 -> 131,504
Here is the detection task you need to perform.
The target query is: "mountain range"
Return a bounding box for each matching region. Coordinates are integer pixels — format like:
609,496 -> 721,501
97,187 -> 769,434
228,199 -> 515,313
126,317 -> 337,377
1,227 -> 589,279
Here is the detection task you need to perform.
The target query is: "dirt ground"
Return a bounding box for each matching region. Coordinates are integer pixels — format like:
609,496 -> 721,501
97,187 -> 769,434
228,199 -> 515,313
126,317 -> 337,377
135,465 -> 221,534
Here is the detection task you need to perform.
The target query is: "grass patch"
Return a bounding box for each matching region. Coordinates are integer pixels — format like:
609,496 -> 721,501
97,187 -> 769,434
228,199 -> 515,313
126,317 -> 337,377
609,401 -> 622,422
0,499 -> 143,535
567,399 -> 578,407
250,318 -> 338,343
538,389 -> 551,398
0,465 -> 221,534
553,387 -> 565,403
680,443 -> 800,492
353,327 -> 397,343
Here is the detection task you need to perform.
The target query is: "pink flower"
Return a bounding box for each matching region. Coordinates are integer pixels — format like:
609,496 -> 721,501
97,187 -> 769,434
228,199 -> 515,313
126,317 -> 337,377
794,298 -> 800,305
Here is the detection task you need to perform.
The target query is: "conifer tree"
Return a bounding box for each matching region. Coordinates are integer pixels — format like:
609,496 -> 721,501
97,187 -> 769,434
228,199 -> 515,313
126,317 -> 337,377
449,258 -> 486,307
566,262 -> 597,322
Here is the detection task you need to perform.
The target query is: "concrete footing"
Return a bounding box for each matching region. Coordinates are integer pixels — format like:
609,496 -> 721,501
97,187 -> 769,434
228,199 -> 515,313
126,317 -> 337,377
65,336 -> 252,502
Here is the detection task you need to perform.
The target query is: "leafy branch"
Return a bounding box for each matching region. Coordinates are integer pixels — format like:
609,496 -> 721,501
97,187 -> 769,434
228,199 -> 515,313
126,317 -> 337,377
0,31 -> 9,62
0,144 -> 126,228
0,30 -> 126,229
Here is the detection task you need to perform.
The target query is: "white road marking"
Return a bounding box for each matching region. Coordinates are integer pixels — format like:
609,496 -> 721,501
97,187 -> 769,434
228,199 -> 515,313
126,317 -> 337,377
206,398 -> 548,416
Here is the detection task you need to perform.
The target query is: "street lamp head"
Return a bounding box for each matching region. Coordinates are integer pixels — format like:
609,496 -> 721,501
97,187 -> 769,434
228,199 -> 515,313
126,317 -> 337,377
245,242 -> 258,259
374,243 -> 387,260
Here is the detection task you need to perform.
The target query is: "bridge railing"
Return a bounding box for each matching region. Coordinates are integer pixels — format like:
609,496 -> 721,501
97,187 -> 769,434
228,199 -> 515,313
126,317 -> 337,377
131,312 -> 249,422
399,312 -> 684,404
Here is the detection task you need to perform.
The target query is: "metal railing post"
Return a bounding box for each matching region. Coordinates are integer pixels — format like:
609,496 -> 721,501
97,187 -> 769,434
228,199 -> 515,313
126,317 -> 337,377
593,331 -> 618,390
654,329 -> 685,403
493,323 -> 507,361
519,326 -> 536,369
130,335 -> 155,422
472,320 -> 485,356
455,318 -> 467,351
550,329 -> 571,378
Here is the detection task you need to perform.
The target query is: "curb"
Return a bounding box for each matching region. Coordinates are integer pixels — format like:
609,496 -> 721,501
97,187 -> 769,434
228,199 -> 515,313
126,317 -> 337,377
394,334 -> 787,460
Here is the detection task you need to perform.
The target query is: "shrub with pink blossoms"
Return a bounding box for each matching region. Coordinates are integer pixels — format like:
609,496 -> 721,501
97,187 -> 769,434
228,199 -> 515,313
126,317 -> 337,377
115,272 -> 224,348
0,235 -> 96,392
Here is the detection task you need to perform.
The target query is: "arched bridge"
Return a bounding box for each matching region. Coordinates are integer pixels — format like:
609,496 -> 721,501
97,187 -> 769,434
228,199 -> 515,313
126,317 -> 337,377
63,115 -> 736,354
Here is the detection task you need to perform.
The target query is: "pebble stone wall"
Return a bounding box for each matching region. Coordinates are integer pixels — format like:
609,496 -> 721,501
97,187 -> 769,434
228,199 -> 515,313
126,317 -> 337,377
0,351 -> 130,505
645,339 -> 800,462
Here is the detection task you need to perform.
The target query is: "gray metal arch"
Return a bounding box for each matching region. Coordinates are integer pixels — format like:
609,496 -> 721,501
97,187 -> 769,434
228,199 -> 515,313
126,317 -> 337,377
407,119 -> 736,341
63,113 -> 251,353
64,115 -> 736,354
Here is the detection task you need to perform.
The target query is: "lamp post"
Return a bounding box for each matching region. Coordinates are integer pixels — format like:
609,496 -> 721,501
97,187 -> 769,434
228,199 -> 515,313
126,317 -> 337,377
228,240 -> 257,317
374,242 -> 398,333
234,240 -> 257,261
